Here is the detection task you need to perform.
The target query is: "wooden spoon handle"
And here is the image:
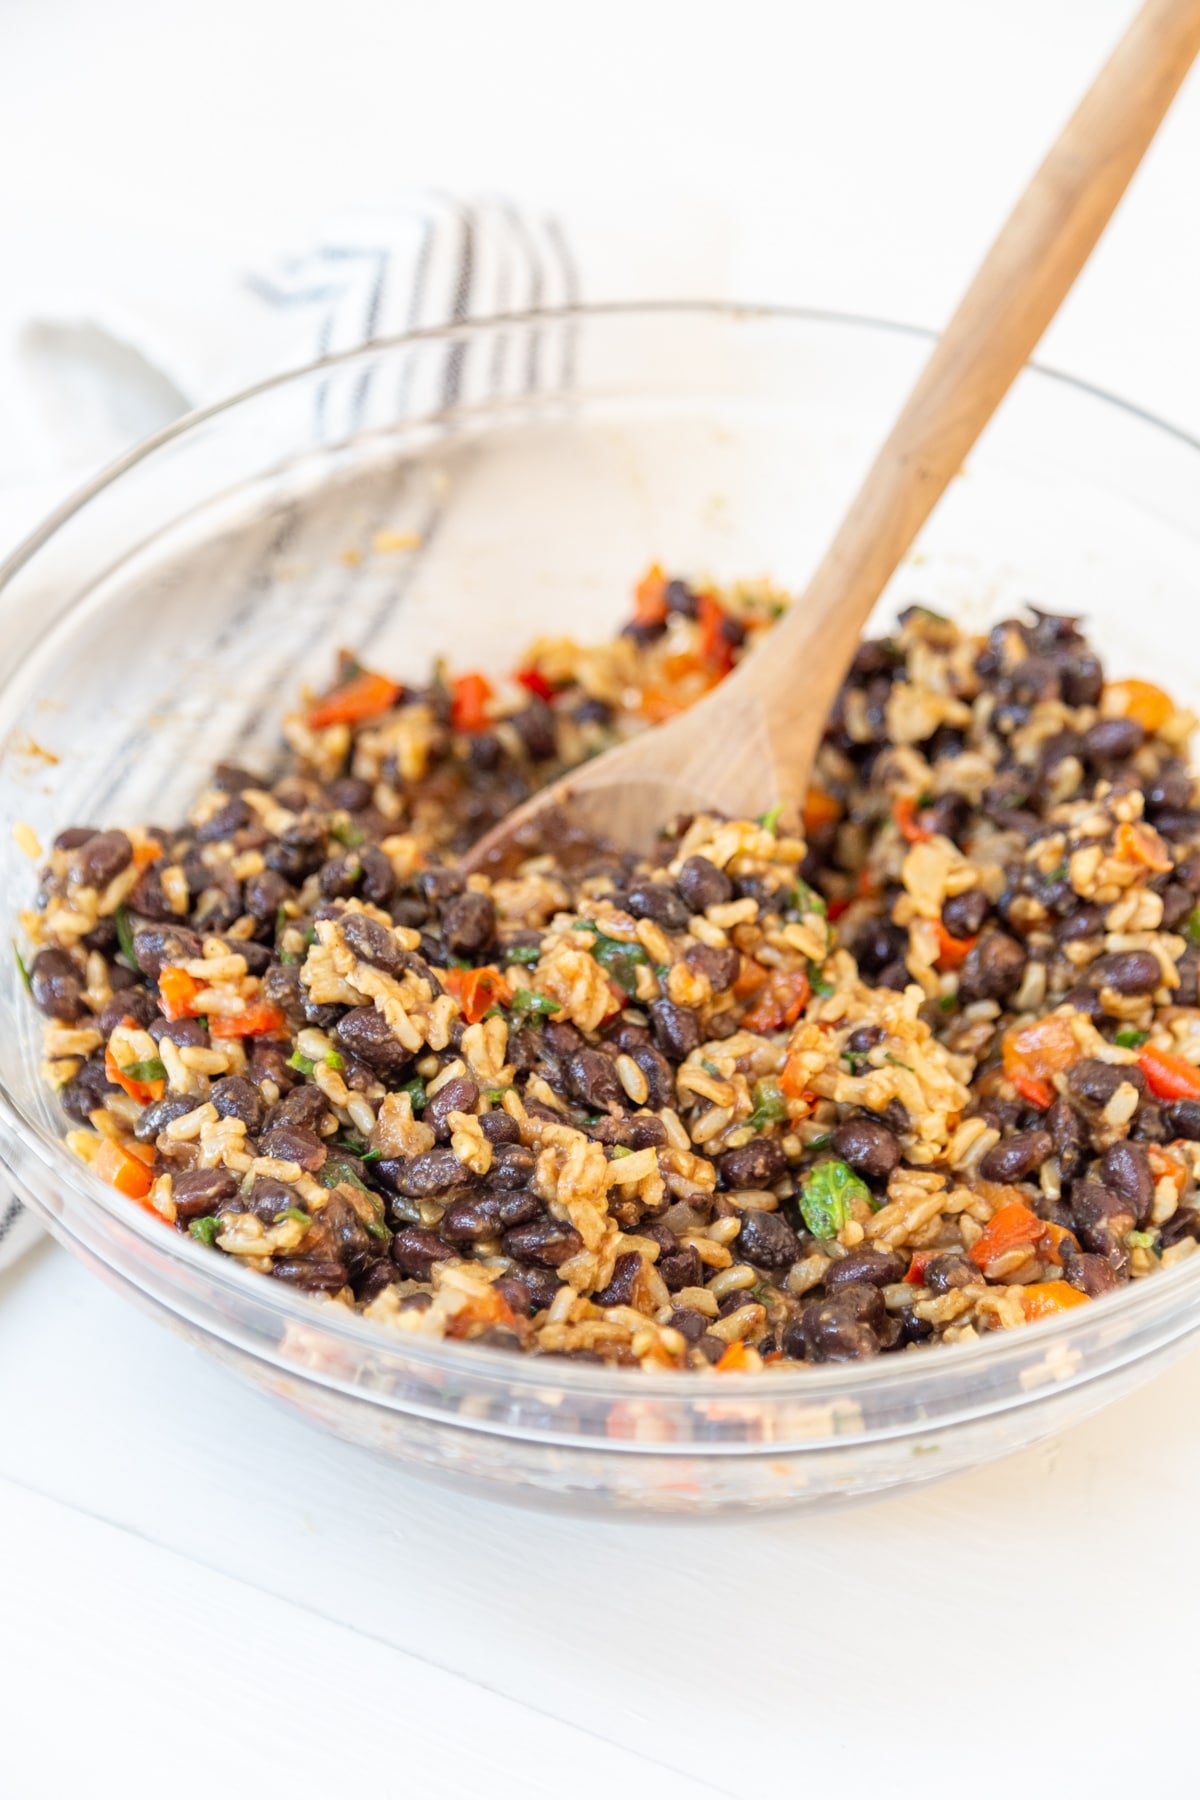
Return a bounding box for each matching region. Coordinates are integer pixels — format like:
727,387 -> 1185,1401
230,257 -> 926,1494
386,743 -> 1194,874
758,0 -> 1200,768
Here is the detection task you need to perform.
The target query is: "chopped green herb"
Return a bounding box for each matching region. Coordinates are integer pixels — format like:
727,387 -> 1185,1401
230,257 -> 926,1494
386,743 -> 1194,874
287,1051 -> 315,1076
273,1206 -> 311,1226
746,1079 -> 788,1132
483,1087 -> 512,1103
121,1057 -> 167,1084
1126,1229 -> 1156,1250
654,963 -> 671,981
194,1016 -> 209,1031
319,1158 -> 370,1193
305,926 -> 317,946
274,902 -> 290,941
504,943 -> 541,966
808,962 -> 834,998
842,1050 -> 869,1075
610,1144 -> 633,1159
884,1053 -> 915,1074
1183,906 -> 1200,948
279,946 -> 302,966
401,1076 -> 427,1112
911,604 -> 949,625
114,904 -> 137,970
360,1148 -> 382,1164
449,955 -> 472,970
916,791 -> 933,809
330,818 -> 366,848
791,880 -> 827,920
335,1131 -> 369,1154
938,994 -> 957,1013
750,1281 -> 773,1304
511,988 -> 562,1021
324,1050 -> 345,1071
758,804 -> 783,835
1114,1028 -> 1149,1050
188,1216 -> 221,1247
1047,861 -> 1070,885
570,920 -> 595,933
13,942 -> 32,995
798,1158 -> 870,1239
807,1132 -> 832,1152
701,1058 -> 721,1078
364,1217 -> 391,1242
590,932 -> 649,995
483,1004 -> 506,1021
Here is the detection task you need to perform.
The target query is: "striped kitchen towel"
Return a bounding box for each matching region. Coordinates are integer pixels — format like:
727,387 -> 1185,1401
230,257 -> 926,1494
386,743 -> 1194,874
0,192 -> 578,1273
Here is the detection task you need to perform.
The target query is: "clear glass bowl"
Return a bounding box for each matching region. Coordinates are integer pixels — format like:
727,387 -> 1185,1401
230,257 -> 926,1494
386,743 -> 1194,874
3,302 -> 1199,1516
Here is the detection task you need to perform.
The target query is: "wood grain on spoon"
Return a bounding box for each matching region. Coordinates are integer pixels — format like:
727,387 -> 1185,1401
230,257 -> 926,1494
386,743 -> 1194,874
467,0 -> 1200,871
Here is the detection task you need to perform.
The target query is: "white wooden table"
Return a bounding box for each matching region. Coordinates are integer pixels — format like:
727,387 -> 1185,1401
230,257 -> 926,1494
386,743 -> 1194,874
2,3 -> 1199,1795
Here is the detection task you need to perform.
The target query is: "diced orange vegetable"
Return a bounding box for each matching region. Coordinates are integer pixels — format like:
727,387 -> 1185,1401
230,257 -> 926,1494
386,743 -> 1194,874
158,966 -> 201,1021
1022,1280 -> 1089,1320
1139,1046 -> 1200,1103
209,1001 -> 287,1040
779,1050 -> 815,1102
715,1339 -> 754,1373
132,840 -> 163,872
731,957 -> 768,1001
969,1200 -> 1046,1270
893,795 -> 931,844
742,968 -> 812,1034
1002,1013 -> 1080,1085
450,671 -> 495,734
935,921 -> 977,971
445,1285 -> 519,1339
1147,1143 -> 1188,1194
1104,678 -> 1173,734
443,965 -> 513,1025
94,1135 -> 154,1201
105,1026 -> 165,1105
307,668 -> 401,730
633,563 -> 669,627
804,786 -> 843,836
1013,1075 -> 1054,1110
696,593 -> 735,675
1114,820 -> 1172,873
904,1251 -> 933,1286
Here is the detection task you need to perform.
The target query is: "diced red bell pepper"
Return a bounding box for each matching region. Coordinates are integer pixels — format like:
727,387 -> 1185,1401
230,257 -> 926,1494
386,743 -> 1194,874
443,965 -> 513,1024
1139,1046 -> 1200,1102
158,966 -> 201,1021
307,668 -> 401,730
696,593 -> 735,676
209,1002 -> 287,1040
514,667 -> 556,702
450,672 -> 494,733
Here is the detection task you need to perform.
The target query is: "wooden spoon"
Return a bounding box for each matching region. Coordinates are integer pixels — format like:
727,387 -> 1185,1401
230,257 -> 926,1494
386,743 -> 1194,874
468,0 -> 1200,870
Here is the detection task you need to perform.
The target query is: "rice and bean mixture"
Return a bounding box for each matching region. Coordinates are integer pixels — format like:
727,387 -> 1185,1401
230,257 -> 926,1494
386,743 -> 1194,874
20,570 -> 1200,1370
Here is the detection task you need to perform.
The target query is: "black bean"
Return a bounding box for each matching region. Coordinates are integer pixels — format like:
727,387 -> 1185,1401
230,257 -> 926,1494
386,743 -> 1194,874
229,938 -> 273,977
957,932 -> 1027,1002
1176,948 -> 1200,1006
133,1094 -> 195,1142
648,999 -> 701,1061
59,1053 -> 117,1122
1167,1099 -> 1200,1141
941,889 -> 989,939
494,1189 -> 543,1229
667,1305 -> 709,1342
390,1226 -> 456,1278
479,1110 -> 521,1145
845,1025 -> 884,1056
493,1273 -> 534,1318
249,1041 -> 296,1091
423,1077 -> 480,1141
718,1137 -> 786,1189
658,1244 -> 703,1291
684,943 -> 740,990
441,890 -> 496,956
627,881 -> 689,932
1055,904 -> 1106,944
676,855 -> 732,912
1063,985 -> 1104,1020
271,1260 -> 348,1292
830,1116 -> 901,1182
853,917 -> 909,978
265,817 -> 326,882
259,1124 -> 328,1172
502,1217 -> 584,1267
378,1149 -> 472,1199
736,1208 -> 799,1270
978,1129 -> 1053,1184
593,1252 -> 642,1307
319,852 -> 365,899
924,1254 -> 978,1294
242,869 -> 292,925
825,1246 -> 905,1289
1088,950 -> 1161,996
30,949 -> 86,1022
510,697 -> 558,760
488,1143 -> 536,1189
626,1042 -> 676,1108
1067,1058 -> 1145,1104
196,796 -> 252,844
360,848 -> 397,908
1071,1181 -> 1136,1265
132,925 -> 204,981
338,910 -> 407,976
1046,1096 -> 1088,1179
800,1298 -> 880,1362
269,1084 -> 329,1131
440,1194 -> 502,1242
242,1176 -> 300,1222
54,826 -> 98,851
333,1006 -> 411,1077
1083,718 -> 1144,763
1099,1140 -> 1155,1226
75,830 -> 133,889
828,1280 -> 886,1330
172,1167 -> 239,1220
1063,1249 -> 1119,1297
565,1048 -> 623,1111
1148,767 -> 1194,811
519,1266 -> 564,1311
209,1075 -> 266,1132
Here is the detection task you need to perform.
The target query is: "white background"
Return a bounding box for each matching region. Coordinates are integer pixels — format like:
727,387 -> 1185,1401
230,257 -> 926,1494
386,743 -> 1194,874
2,2 -> 1200,1795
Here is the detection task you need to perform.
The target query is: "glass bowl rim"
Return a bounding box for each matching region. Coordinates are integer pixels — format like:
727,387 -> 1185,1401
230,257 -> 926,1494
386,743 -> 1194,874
2,296 -> 1199,1409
